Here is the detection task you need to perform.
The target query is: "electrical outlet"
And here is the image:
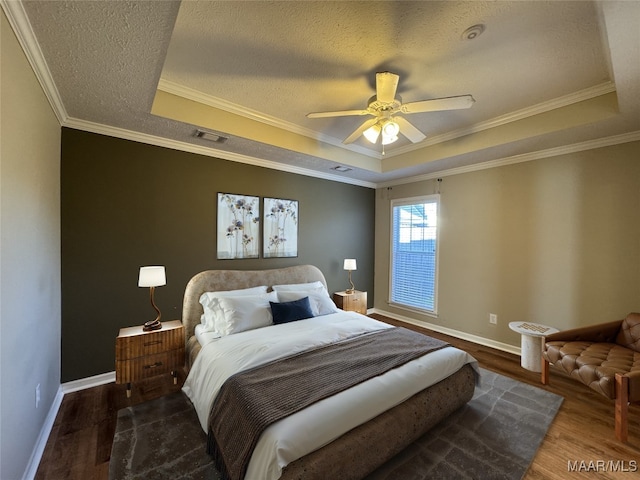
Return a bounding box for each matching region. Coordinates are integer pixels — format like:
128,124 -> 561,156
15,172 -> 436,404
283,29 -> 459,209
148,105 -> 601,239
35,384 -> 41,409
489,313 -> 498,325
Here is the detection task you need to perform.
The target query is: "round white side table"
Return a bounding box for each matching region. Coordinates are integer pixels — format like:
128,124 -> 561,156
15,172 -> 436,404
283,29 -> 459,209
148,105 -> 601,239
508,322 -> 559,372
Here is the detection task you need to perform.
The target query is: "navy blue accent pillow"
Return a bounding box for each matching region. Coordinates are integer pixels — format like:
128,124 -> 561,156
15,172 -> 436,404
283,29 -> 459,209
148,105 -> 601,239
270,296 -> 314,324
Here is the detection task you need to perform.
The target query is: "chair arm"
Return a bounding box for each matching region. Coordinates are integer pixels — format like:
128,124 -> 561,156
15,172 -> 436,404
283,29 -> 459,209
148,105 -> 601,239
544,319 -> 622,344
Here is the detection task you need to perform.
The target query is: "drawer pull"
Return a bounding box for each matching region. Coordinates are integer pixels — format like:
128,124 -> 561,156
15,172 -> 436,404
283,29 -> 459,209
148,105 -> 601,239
144,362 -> 163,369
144,340 -> 162,347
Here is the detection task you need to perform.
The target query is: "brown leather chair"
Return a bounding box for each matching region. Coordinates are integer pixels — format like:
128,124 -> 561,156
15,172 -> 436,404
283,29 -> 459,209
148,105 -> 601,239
541,312 -> 640,442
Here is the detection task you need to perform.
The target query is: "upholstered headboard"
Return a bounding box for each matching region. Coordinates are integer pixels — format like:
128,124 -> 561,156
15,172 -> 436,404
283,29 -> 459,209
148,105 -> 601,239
181,265 -> 327,343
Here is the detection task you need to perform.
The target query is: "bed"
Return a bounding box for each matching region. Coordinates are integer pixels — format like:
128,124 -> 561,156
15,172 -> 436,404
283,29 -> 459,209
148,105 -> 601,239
181,265 -> 478,480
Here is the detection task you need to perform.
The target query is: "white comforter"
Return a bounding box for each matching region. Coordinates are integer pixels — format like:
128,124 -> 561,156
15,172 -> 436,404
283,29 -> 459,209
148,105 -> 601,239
182,311 -> 478,480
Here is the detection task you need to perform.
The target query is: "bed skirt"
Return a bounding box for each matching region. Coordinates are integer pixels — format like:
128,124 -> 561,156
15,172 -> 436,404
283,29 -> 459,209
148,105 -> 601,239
280,362 -> 476,479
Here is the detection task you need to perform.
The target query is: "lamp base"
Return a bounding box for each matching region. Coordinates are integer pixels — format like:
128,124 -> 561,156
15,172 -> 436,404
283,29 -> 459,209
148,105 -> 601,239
345,288 -> 355,294
143,319 -> 162,332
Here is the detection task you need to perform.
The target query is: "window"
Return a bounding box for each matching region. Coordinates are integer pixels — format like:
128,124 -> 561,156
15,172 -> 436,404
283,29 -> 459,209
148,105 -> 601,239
390,195 -> 439,315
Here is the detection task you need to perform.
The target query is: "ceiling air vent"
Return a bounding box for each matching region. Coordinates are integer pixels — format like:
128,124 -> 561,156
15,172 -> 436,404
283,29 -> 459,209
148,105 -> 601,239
194,129 -> 228,144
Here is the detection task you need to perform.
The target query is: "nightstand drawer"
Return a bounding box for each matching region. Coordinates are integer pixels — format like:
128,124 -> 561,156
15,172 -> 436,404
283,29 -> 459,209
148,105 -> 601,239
116,348 -> 185,383
116,325 -> 183,359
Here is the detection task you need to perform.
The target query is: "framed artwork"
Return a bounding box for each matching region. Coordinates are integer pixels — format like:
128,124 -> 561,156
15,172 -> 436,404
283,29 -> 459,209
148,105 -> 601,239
263,197 -> 298,258
217,193 -> 260,259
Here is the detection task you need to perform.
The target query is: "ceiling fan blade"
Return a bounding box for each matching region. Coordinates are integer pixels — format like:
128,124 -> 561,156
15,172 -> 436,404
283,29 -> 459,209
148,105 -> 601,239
395,117 -> 426,143
376,72 -> 399,104
306,109 -> 370,118
343,118 -> 379,144
400,95 -> 475,114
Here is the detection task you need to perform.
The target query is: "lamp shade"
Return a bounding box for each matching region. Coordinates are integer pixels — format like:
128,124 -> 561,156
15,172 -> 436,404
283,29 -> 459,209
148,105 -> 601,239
381,119 -> 400,145
381,133 -> 398,145
382,120 -> 399,137
363,123 -> 381,143
138,266 -> 166,287
343,259 -> 357,271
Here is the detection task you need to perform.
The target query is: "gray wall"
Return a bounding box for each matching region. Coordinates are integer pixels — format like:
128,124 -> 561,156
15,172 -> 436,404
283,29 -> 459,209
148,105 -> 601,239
1,12 -> 62,480
61,128 -> 375,382
375,142 -> 640,347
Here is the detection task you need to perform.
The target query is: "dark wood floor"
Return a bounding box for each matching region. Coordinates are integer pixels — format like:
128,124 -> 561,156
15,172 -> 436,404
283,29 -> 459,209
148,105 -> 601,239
36,314 -> 640,479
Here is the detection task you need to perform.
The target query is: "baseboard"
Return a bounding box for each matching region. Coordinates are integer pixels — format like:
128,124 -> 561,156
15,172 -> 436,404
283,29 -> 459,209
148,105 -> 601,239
61,371 -> 115,394
370,308 -> 520,356
22,372 -> 116,479
21,386 -> 64,480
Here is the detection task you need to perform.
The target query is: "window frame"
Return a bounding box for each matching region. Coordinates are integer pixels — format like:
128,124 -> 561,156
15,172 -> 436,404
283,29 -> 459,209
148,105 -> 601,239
388,194 -> 440,317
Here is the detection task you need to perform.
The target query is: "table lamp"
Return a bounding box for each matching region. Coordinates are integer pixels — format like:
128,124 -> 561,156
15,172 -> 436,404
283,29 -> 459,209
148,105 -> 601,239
343,258 -> 357,294
138,266 -> 166,331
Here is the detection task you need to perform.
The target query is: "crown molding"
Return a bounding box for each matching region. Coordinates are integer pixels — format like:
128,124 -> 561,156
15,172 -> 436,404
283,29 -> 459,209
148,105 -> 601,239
65,117 -> 639,192
388,81 -> 618,157
158,78 -> 617,161
1,0 -> 68,124
157,78 -> 381,159
7,3 -> 631,191
378,130 -> 640,188
63,116 -> 378,189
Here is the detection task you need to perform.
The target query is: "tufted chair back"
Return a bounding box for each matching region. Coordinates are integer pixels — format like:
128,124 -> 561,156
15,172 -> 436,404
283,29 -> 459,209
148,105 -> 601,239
615,312 -> 640,352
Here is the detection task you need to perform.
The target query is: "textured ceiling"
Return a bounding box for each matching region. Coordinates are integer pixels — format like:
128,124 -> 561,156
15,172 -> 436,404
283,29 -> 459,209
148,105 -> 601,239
163,1 -> 607,140
10,1 -> 640,187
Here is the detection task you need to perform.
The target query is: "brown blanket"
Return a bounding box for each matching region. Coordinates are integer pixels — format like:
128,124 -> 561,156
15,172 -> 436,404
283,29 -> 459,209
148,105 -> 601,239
207,327 -> 449,480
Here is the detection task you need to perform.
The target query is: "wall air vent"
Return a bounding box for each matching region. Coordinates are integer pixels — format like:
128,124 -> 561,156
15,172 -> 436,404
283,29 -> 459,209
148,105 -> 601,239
194,129 -> 228,144
331,165 -> 353,173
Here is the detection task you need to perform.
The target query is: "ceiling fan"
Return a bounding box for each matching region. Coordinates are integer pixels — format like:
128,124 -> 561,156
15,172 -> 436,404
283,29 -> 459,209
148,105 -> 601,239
307,72 -> 475,148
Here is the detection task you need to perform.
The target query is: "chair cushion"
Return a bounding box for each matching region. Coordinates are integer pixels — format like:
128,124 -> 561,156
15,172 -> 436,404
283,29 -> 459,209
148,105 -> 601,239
544,341 -> 640,400
615,312 -> 640,353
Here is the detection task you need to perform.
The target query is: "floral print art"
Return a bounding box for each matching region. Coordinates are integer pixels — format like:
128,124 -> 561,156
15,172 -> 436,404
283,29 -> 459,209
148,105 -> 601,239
217,193 -> 260,259
263,198 -> 298,258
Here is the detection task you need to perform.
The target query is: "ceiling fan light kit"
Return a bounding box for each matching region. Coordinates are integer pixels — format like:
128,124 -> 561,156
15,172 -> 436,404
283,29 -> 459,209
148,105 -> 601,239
307,71 -> 475,151
363,123 -> 381,143
382,120 -> 399,138
381,134 -> 398,146
363,118 -> 400,145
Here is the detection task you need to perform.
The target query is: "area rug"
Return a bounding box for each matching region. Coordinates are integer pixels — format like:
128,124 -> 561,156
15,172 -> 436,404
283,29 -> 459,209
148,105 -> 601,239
109,391 -> 218,480
109,368 -> 563,480
365,368 -> 563,479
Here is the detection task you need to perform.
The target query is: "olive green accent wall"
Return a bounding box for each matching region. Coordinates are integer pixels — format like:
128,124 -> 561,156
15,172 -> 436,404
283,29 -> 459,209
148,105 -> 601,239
375,142 -> 640,348
61,128 -> 374,382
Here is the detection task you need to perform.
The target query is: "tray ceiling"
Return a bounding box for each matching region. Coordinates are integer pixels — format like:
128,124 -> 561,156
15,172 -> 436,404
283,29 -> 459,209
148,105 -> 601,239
9,0 -> 640,187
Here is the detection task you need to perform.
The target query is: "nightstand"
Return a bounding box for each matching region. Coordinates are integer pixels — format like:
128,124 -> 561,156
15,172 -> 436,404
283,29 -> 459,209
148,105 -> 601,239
115,319 -> 185,398
333,290 -> 368,315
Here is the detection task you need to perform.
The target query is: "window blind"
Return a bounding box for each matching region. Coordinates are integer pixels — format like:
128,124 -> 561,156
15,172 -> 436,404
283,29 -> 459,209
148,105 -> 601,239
390,195 -> 439,314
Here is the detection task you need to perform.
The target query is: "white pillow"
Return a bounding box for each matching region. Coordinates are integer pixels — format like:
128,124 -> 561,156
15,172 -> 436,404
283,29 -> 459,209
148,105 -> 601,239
200,285 -> 268,307
272,281 -> 325,292
199,286 -> 268,332
277,289 -> 339,316
216,291 -> 278,336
